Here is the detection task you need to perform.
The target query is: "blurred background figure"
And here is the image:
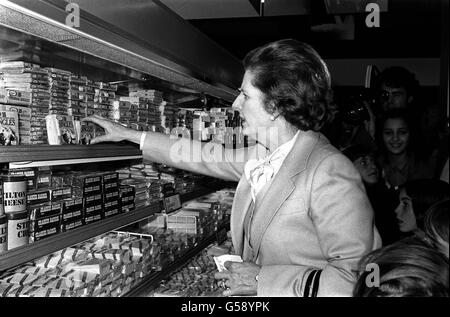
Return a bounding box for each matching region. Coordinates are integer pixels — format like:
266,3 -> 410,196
375,66 -> 446,175
394,179 -> 449,237
329,91 -> 376,151
375,66 -> 419,113
353,236 -> 449,297
343,144 -> 400,245
376,109 -> 437,189
424,199 -> 449,259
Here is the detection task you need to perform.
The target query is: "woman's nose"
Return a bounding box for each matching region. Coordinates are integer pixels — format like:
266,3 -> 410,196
394,204 -> 401,216
232,97 -> 241,111
392,133 -> 399,141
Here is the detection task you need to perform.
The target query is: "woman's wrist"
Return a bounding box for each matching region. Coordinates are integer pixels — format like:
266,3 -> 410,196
124,129 -> 144,145
139,132 -> 147,150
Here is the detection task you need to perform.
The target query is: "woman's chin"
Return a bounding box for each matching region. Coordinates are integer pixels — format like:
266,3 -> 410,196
387,147 -> 406,155
364,177 -> 378,184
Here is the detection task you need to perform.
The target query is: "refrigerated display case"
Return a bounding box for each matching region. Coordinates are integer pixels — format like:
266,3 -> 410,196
0,0 -> 241,296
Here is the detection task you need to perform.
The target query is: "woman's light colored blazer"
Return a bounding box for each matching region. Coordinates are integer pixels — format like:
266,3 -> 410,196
142,129 -> 382,296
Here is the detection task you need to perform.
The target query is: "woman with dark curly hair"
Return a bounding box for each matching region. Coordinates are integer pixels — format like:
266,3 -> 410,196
84,39 -> 381,297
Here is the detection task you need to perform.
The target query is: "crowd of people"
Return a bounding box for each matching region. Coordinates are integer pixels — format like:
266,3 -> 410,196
330,65 -> 449,297
83,39 -> 448,297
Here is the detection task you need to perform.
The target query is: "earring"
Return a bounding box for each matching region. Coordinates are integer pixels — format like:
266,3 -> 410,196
270,115 -> 275,121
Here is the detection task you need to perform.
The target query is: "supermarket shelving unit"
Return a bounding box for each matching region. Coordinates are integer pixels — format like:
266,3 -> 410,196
0,0 -> 239,295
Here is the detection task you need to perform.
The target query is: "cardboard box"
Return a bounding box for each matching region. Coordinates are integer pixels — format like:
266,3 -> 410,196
84,210 -> 103,225
29,214 -> 61,232
27,189 -> 50,205
50,187 -> 72,201
62,197 -> 83,214
29,202 -> 62,220
61,218 -> 84,232
29,224 -> 60,243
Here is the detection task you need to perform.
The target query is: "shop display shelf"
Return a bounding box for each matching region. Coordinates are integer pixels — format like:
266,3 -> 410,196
0,203 -> 160,271
0,184 -> 227,272
122,223 -> 230,297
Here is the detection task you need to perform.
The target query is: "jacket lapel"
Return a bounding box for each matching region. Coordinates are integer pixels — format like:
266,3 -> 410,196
230,141 -> 269,256
230,175 -> 253,256
250,130 -> 321,261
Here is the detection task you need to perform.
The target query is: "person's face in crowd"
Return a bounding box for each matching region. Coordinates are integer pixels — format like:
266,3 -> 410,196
353,155 -> 378,185
382,118 -> 410,155
395,188 -> 417,232
380,84 -> 413,112
232,70 -> 274,141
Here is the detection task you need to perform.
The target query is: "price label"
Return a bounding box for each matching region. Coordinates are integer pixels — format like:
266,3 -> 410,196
163,194 -> 181,213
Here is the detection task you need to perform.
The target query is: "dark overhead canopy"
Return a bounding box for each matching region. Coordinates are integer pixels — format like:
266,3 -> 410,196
161,0 -> 443,60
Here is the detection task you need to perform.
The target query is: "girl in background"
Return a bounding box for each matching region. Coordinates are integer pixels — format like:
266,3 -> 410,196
394,179 -> 449,237
343,144 -> 400,245
376,109 -> 437,189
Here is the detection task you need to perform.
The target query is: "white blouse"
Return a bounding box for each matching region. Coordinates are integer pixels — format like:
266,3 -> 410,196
244,131 -> 299,201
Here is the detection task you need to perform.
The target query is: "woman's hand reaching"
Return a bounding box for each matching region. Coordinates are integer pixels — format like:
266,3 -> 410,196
82,115 -> 142,145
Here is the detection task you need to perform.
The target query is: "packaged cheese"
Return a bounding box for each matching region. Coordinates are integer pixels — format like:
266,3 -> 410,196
45,114 -> 77,145
0,110 -> 19,145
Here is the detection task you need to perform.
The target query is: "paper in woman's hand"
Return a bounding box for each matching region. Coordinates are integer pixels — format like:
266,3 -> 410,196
213,254 -> 243,272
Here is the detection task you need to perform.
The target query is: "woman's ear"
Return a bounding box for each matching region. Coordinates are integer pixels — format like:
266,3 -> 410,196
267,101 -> 280,117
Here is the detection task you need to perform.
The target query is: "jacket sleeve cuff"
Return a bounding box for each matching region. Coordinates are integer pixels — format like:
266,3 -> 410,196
257,265 -> 311,297
139,132 -> 147,150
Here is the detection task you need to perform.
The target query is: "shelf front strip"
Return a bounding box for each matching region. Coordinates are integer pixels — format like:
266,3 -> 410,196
9,155 -> 143,168
0,144 -> 142,164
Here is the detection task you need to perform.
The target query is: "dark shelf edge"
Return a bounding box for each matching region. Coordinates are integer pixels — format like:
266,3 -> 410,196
0,144 -> 142,163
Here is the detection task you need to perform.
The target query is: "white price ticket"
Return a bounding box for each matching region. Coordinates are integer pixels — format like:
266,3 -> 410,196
213,254 -> 243,272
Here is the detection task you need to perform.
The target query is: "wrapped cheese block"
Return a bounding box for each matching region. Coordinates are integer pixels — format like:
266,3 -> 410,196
40,276 -> 94,294
12,265 -> 60,276
0,272 -> 42,285
88,248 -> 132,264
61,269 -> 99,284
33,253 -> 71,268
0,282 -> 21,296
21,287 -> 74,297
53,247 -> 90,262
64,258 -> 114,278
